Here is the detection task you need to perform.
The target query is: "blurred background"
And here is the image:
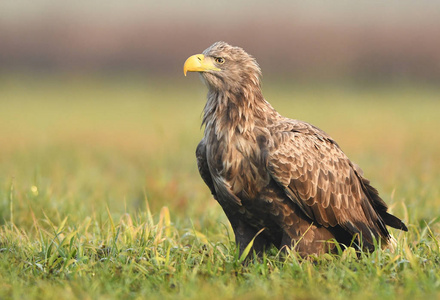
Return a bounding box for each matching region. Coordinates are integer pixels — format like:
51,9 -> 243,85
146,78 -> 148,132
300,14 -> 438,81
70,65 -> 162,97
1,0 -> 440,82
1,1 -> 439,228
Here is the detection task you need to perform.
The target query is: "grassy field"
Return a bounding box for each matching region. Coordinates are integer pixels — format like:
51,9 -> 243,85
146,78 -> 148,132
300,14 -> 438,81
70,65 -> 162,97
1,74 -> 439,299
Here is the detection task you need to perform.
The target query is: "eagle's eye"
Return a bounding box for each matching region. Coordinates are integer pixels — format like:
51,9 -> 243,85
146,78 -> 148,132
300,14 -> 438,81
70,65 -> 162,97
215,57 -> 225,64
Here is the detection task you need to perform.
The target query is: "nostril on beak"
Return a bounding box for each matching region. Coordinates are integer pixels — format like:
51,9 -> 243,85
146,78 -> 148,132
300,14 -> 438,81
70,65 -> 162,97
195,54 -> 204,62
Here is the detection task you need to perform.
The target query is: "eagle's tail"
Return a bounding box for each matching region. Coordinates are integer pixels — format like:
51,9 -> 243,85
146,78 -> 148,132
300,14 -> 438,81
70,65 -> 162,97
361,177 -> 408,232
381,211 -> 408,231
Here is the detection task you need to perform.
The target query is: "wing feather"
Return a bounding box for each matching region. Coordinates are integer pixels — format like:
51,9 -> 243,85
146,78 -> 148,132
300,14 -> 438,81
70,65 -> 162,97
267,120 -> 390,244
196,139 -> 243,206
196,140 -> 217,197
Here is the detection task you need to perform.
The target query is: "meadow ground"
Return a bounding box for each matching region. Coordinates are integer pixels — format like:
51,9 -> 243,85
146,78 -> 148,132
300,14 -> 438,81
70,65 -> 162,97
0,74 -> 439,299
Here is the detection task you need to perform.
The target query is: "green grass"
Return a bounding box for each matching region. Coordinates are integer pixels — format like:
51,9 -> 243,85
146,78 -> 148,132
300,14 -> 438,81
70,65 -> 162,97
1,74 -> 440,299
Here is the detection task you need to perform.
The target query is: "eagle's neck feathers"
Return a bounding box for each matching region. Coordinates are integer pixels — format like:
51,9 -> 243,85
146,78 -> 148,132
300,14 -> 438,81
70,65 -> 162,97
202,83 -> 276,142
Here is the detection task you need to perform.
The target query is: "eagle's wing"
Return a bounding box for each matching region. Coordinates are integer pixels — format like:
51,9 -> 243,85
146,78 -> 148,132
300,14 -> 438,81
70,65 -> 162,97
196,139 -> 217,198
196,139 -> 244,208
266,120 -> 391,244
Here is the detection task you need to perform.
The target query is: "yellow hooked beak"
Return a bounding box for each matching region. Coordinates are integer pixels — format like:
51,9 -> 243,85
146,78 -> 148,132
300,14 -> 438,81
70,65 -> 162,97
183,54 -> 221,76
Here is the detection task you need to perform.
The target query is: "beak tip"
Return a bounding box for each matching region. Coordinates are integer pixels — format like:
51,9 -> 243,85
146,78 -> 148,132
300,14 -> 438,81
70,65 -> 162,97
183,54 -> 205,77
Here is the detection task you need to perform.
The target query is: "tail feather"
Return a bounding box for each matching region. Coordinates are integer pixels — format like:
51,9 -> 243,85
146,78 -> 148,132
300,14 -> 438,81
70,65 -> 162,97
360,176 -> 408,233
382,212 -> 408,231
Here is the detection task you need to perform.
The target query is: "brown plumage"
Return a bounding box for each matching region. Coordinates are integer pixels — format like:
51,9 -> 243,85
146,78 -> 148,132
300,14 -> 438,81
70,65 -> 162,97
184,41 -> 407,257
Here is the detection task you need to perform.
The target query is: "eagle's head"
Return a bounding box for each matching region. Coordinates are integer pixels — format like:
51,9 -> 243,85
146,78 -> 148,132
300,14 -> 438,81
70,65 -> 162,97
184,41 -> 262,93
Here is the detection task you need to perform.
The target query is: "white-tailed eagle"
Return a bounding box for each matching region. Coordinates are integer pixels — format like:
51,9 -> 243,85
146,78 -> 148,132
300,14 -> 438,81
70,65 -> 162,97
183,41 -> 407,256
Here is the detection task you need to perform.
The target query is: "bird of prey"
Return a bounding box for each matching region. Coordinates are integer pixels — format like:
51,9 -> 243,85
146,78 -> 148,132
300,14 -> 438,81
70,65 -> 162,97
183,41 -> 407,257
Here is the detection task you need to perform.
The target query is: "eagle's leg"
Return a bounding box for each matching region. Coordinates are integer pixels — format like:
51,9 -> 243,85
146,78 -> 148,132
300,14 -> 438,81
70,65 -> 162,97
233,219 -> 270,258
233,220 -> 270,256
280,224 -> 338,256
221,207 -> 270,258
